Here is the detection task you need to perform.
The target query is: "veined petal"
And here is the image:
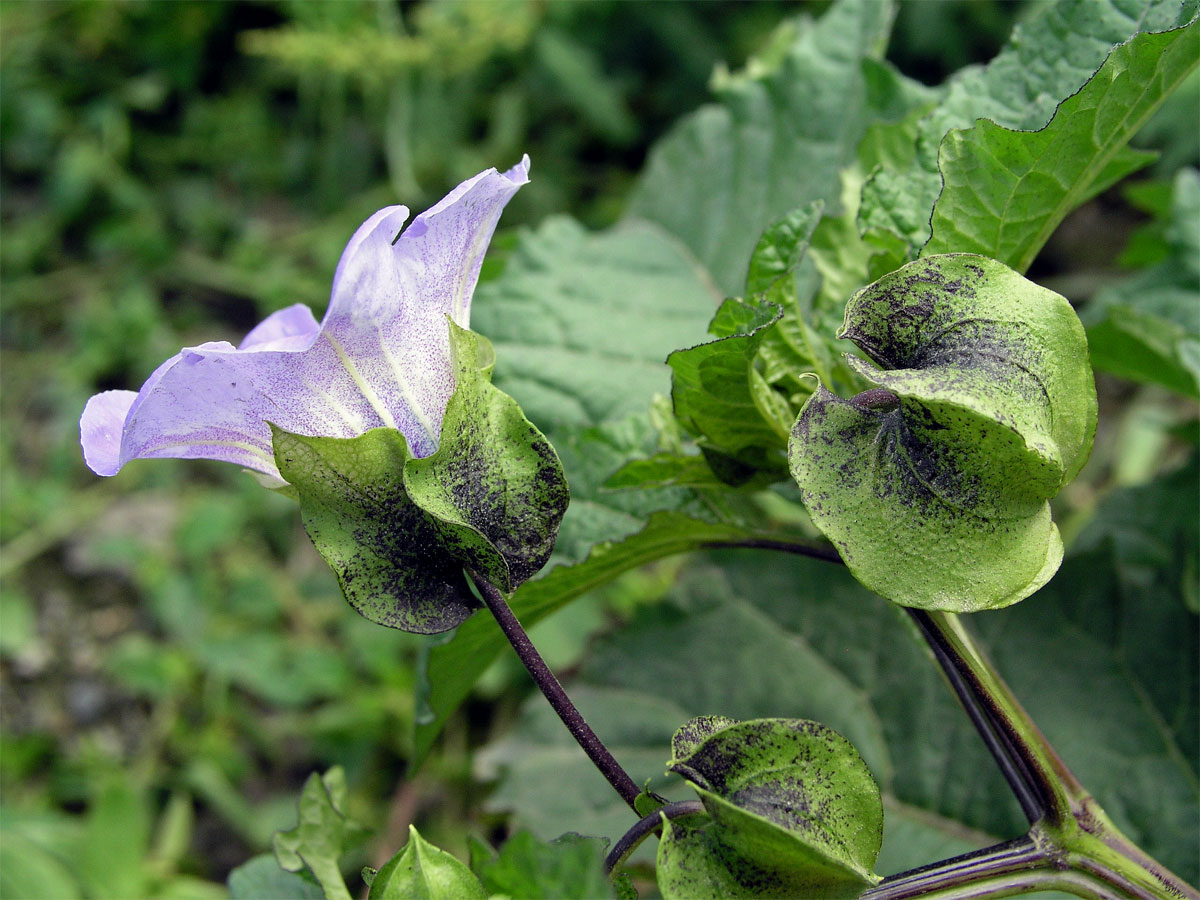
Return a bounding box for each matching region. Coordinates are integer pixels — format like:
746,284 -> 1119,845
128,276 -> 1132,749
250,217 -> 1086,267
324,156 -> 531,454
80,158 -> 530,484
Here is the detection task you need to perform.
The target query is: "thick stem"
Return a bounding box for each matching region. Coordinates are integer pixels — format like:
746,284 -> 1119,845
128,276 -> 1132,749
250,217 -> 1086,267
471,574 -> 642,812
705,539 -> 1198,898
1065,825 -> 1200,900
863,837 -> 1106,900
895,612 -> 1200,897
905,609 -> 1067,827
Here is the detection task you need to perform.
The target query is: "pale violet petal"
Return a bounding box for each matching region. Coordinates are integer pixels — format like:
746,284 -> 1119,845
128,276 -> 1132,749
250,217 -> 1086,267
330,205 -> 411,306
115,336 -> 402,482
80,159 -> 530,483
240,304 -> 321,351
81,391 -> 138,476
323,158 -> 531,455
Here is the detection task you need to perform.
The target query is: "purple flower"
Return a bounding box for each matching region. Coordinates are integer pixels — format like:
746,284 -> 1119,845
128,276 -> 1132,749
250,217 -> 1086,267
81,157 -> 529,487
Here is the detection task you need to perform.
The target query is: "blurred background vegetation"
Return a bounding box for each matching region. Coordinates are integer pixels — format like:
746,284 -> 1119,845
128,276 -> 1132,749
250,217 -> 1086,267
1,1 -> 1195,898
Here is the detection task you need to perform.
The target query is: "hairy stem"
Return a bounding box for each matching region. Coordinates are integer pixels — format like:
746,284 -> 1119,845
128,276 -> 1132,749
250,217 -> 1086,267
471,573 -> 642,812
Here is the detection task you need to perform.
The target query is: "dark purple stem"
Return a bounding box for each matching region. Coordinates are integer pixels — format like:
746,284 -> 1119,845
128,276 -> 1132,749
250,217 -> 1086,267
604,800 -> 705,873
709,538 -> 1049,823
472,573 -> 642,812
905,609 -> 1046,825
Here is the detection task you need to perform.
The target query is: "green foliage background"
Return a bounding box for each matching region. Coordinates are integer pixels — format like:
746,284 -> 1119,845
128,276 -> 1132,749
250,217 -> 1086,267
1,1 -> 1195,898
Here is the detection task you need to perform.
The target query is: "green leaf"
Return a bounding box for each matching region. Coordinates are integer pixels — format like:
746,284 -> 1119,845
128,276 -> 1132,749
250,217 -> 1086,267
368,826 -> 486,900
414,511 -> 831,765
1071,454 -> 1199,620
548,416 -> 714,565
665,717 -> 882,895
79,774 -> 151,900
668,297 -> 787,466
745,202 -> 825,299
272,425 -> 479,635
635,786 -> 669,819
0,827 -> 83,900
860,0 -> 1191,257
273,769 -> 356,900
1083,167 -> 1200,397
404,321 -> 569,592
924,17 -> 1200,272
604,453 -> 734,491
472,217 -> 719,444
746,202 -> 855,434
789,255 -> 1096,611
670,715 -> 738,762
469,831 -> 615,900
626,0 -> 907,294
229,856 -> 324,900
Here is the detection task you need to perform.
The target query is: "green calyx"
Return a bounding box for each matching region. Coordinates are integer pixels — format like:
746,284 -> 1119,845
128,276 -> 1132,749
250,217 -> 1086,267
789,254 -> 1097,612
273,321 -> 569,634
369,826 -> 486,900
657,716 -> 883,900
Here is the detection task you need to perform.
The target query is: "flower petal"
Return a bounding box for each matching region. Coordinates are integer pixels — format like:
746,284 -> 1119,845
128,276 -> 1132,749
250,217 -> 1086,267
108,337 -> 395,485
240,303 -> 321,351
80,390 -> 138,476
323,157 -> 531,454
79,159 -> 530,484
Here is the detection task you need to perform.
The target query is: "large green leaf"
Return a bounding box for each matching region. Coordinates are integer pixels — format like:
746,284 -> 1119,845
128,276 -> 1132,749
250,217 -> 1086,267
0,826 -> 83,900
471,216 -> 719,443
404,322 -> 568,592
789,255 -> 1096,611
860,0 -> 1191,258
626,0 -> 912,295
924,17 -> 1200,271
659,717 -> 882,898
1083,167 -> 1200,397
78,775 -> 151,900
481,458 -> 1199,883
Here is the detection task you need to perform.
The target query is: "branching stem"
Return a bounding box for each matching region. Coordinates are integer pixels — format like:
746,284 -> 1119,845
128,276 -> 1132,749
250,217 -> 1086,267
471,573 -> 642,812
474,534 -> 1195,899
